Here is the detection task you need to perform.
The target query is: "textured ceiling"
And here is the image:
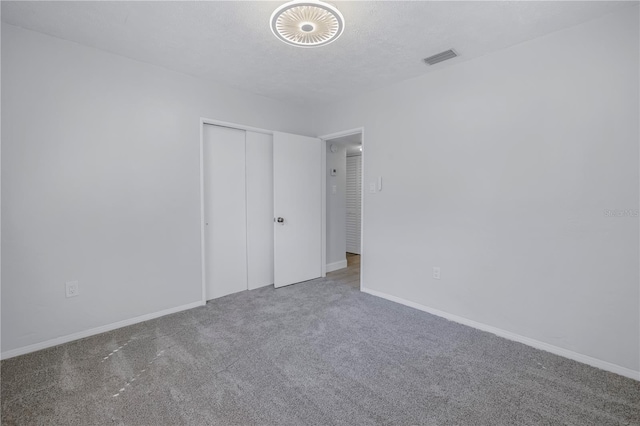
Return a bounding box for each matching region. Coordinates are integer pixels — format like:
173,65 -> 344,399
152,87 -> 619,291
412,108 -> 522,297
2,1 -> 635,105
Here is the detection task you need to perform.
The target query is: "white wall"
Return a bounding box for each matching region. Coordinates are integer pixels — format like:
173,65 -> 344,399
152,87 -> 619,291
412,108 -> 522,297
1,24 -> 312,355
326,143 -> 347,269
312,7 -> 640,375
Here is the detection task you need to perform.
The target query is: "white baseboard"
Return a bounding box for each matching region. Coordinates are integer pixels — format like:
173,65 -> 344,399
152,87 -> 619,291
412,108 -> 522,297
361,287 -> 639,381
326,260 -> 348,273
1,300 -> 205,360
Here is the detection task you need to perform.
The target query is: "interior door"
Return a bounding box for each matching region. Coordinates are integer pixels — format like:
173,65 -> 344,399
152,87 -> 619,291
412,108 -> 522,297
273,132 -> 323,288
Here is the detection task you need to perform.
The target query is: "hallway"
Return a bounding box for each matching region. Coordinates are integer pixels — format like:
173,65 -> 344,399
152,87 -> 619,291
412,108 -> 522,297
327,254 -> 360,289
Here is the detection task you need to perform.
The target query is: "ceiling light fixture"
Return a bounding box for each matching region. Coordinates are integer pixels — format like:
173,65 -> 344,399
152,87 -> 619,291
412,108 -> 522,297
270,1 -> 345,48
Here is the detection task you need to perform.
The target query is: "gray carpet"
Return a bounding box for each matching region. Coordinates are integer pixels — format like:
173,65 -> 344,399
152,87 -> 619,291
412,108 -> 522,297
2,274 -> 639,425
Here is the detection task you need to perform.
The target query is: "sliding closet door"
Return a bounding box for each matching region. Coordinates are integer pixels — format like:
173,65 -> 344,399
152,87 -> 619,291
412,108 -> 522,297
203,124 -> 247,300
246,132 -> 274,290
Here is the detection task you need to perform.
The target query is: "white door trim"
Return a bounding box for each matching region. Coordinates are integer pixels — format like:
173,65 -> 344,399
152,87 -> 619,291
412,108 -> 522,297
321,138 -> 327,277
199,118 -> 275,304
318,127 -> 365,290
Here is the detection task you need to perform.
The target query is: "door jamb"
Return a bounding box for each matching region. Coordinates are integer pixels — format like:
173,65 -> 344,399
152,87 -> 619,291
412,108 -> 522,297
318,127 -> 365,290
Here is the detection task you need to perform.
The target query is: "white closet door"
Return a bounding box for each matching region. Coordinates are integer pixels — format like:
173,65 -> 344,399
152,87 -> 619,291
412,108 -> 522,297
203,124 -> 247,300
273,132 -> 322,288
346,155 -> 362,254
246,131 -> 274,290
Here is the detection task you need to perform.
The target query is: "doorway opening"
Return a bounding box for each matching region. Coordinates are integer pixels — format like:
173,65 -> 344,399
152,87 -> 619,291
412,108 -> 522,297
321,129 -> 363,290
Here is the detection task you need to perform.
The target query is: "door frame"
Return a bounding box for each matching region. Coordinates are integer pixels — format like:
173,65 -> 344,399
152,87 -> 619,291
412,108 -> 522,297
199,118 -> 273,303
318,127 -> 365,290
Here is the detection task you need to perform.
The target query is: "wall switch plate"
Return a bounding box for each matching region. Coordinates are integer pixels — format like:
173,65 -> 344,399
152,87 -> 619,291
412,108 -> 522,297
332,185 -> 337,194
433,267 -> 441,280
369,182 -> 377,193
66,281 -> 79,298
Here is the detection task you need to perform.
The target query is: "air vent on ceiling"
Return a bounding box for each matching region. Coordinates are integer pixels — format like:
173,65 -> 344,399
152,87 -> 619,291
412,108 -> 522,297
423,49 -> 458,65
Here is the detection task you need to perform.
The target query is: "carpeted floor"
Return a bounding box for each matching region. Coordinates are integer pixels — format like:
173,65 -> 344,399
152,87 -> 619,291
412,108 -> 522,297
2,258 -> 639,425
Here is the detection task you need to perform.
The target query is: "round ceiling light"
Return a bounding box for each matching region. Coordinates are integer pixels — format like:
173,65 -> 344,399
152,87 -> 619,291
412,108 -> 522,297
270,1 -> 345,48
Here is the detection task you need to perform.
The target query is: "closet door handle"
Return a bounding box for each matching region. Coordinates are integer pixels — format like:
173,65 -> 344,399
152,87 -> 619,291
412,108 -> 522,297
276,217 -> 285,224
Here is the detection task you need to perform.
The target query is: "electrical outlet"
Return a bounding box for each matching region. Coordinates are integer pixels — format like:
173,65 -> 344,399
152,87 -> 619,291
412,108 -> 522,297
66,281 -> 79,298
433,267 -> 441,280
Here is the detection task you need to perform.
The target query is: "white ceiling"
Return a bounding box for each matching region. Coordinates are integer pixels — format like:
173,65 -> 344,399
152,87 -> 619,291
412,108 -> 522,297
2,1 -> 635,105
328,133 -> 361,145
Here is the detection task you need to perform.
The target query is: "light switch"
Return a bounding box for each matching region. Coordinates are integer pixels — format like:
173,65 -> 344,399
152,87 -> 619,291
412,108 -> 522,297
332,185 -> 337,194
369,182 -> 376,193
